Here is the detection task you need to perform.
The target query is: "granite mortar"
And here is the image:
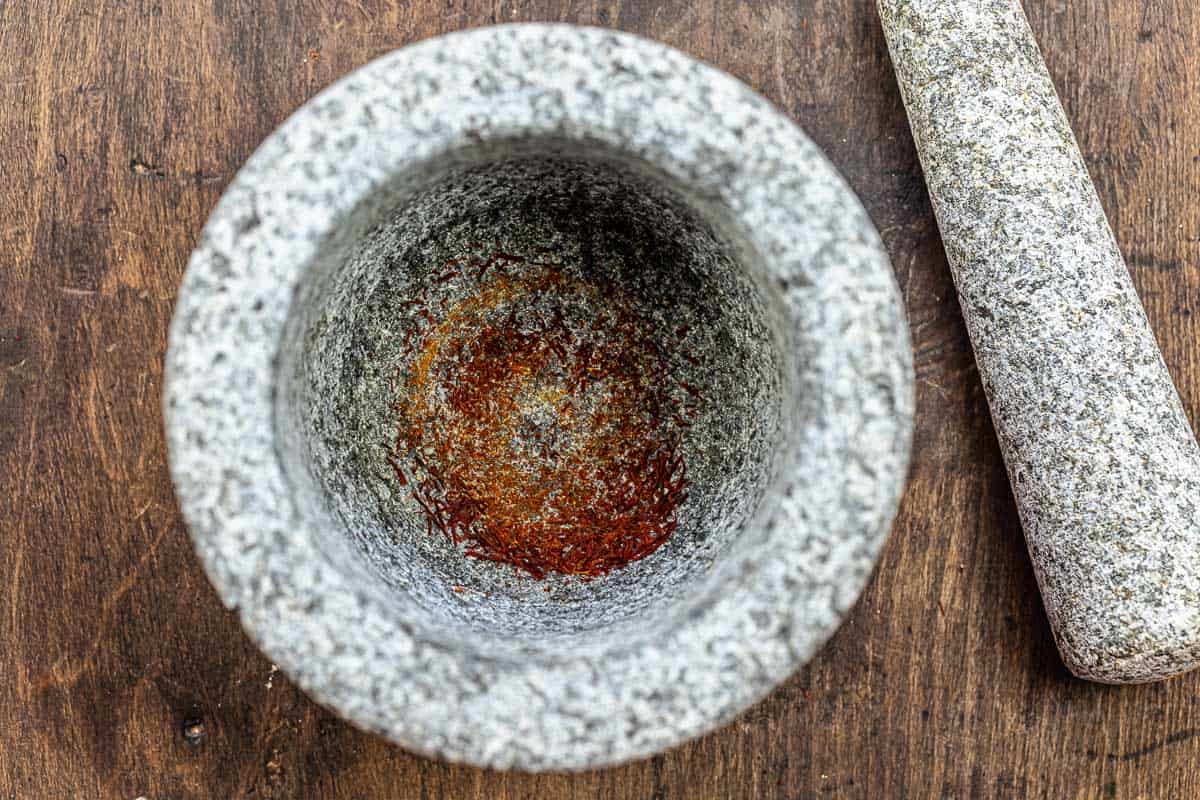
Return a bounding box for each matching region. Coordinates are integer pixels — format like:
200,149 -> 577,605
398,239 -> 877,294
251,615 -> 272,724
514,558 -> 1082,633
165,25 -> 914,769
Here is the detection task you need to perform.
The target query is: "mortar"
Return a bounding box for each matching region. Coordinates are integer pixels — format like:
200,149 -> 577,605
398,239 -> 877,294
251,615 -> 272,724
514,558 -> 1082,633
164,24 -> 914,770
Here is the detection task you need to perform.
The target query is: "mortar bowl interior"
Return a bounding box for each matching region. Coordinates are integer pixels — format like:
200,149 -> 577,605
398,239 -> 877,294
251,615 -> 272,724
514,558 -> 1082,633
276,140 -> 790,653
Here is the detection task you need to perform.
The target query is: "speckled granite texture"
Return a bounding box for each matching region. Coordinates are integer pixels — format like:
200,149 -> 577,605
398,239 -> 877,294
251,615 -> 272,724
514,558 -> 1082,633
164,25 -> 913,769
879,0 -> 1200,683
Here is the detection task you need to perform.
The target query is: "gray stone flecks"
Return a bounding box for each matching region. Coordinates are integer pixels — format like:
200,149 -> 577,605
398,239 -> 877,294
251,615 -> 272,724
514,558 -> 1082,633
163,25 -> 913,769
879,0 -> 1200,683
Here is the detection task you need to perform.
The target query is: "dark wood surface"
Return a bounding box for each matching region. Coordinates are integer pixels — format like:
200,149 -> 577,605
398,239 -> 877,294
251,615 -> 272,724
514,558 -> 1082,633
3,1 -> 1198,797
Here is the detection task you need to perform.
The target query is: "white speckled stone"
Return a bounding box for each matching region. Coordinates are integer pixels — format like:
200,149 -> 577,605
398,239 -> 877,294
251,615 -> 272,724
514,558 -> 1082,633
164,25 -> 913,769
879,0 -> 1200,683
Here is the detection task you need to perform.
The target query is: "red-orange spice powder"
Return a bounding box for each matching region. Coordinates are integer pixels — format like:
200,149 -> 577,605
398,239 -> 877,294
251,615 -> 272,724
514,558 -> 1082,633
390,251 -> 692,579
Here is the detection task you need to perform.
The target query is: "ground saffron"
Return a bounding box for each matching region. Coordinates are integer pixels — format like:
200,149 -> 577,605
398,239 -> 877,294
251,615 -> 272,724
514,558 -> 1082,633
390,249 -> 695,579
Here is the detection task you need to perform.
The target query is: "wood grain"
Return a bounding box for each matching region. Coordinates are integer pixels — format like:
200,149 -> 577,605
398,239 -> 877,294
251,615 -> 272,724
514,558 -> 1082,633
2,1 -> 1197,797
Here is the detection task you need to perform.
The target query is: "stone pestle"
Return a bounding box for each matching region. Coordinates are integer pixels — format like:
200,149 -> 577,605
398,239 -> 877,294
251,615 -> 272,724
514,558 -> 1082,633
878,0 -> 1200,682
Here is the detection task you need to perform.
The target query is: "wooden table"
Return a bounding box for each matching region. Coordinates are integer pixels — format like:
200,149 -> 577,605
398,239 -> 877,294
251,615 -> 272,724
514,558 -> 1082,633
3,1 -> 1197,796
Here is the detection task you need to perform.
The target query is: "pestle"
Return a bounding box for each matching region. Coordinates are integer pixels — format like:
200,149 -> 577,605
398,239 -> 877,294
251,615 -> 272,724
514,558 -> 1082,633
877,0 -> 1200,683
